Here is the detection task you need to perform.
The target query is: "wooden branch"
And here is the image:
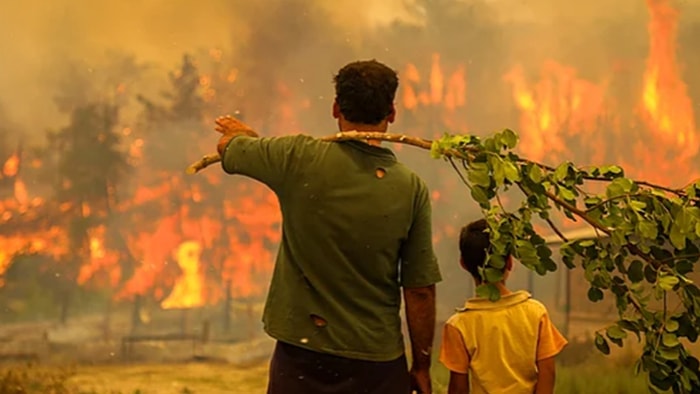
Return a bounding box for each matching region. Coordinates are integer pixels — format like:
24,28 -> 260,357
186,131 -> 696,203
185,154 -> 223,175
185,132 -> 434,174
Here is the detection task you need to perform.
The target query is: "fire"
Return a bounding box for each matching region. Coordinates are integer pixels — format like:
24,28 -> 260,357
504,61 -> 607,164
401,53 -> 469,137
161,241 -> 205,309
2,154 -> 19,177
504,0 -> 697,188
1,1 -> 698,314
77,225 -> 120,287
639,0 -> 697,159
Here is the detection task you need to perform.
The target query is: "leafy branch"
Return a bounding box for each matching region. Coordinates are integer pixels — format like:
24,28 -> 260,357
189,129 -> 700,393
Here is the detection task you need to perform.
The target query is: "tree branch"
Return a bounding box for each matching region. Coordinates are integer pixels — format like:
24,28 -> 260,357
185,131 -> 697,206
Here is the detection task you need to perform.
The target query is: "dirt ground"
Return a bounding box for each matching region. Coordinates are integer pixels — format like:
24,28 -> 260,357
67,362 -> 270,394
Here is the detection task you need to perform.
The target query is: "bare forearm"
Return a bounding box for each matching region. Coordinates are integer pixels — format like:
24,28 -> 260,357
404,285 -> 436,369
534,358 -> 556,394
448,372 -> 470,394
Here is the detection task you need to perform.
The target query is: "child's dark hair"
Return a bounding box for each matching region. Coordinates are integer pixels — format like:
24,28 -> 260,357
459,219 -> 491,279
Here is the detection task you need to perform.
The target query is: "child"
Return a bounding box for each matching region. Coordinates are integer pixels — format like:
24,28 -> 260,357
439,219 -> 568,394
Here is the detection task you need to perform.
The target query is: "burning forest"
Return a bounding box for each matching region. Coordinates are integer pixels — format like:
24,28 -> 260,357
0,0 -> 700,390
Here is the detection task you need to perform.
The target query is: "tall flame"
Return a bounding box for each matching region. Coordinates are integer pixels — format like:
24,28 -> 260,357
161,241 -> 205,309
640,0 -> 697,159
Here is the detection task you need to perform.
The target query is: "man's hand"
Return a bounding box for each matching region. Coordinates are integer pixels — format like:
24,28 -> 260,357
410,367 -> 432,393
214,115 -> 259,155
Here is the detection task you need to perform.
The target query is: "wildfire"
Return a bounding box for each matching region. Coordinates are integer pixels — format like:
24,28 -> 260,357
2,154 -> 19,177
1,0 -> 698,314
161,241 -> 205,309
401,54 -> 469,136
504,61 -> 607,164
504,0 -> 697,187
639,0 -> 697,159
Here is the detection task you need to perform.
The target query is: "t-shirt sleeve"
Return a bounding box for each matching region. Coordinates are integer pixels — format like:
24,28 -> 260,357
536,312 -> 568,360
439,322 -> 470,374
399,181 -> 442,288
221,134 -> 311,194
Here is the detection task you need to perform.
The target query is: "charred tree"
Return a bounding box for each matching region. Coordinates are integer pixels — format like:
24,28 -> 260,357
44,103 -> 129,324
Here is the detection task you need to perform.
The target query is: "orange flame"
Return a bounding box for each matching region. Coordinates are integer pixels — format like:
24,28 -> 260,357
504,61 -> 607,163
401,54 -> 469,136
161,241 -> 205,309
2,154 -> 19,177
639,0 -> 697,159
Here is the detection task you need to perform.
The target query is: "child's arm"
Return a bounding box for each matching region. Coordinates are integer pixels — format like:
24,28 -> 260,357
534,356 -> 556,394
439,323 -> 470,394
535,311 -> 568,394
448,371 -> 470,394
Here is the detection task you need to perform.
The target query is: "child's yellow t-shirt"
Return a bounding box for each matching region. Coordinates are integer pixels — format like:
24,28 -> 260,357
439,291 -> 567,394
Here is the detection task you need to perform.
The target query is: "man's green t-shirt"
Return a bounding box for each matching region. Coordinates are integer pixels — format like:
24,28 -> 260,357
222,134 -> 442,362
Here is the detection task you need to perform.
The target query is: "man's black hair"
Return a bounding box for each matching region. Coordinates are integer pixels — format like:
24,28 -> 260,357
333,59 -> 399,125
458,219 -> 491,279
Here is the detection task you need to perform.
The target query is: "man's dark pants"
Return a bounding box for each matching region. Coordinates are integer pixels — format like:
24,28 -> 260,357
267,341 -> 411,394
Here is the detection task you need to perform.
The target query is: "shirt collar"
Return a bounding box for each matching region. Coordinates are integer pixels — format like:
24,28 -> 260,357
341,140 -> 397,161
456,290 -> 532,312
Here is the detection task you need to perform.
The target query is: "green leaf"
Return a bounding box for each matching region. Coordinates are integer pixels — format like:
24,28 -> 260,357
637,221 -> 659,240
503,161 -> 521,182
662,333 -> 680,348
606,324 -> 627,340
644,264 -> 657,284
594,332 -> 611,355
491,158 -> 505,185
659,275 -> 680,291
579,240 -> 595,247
468,162 -> 491,187
629,200 -> 647,211
601,165 -> 624,178
606,177 -> 634,198
470,186 -> 490,208
666,319 -> 680,333
501,128 -> 518,149
558,187 -> 576,201
628,260 -> 644,283
529,165 -> 544,183
483,267 -> 504,283
430,140 -> 443,159
487,254 -> 506,269
676,260 -> 693,275
476,283 -> 501,302
588,287 -> 604,302
670,222 -> 687,250
554,163 -> 571,183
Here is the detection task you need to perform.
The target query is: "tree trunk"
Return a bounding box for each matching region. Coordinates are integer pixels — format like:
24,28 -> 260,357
131,294 -> 142,333
223,280 -> 232,334
59,288 -> 71,325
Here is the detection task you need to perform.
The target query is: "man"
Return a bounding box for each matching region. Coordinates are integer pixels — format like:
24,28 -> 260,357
214,59 -> 442,394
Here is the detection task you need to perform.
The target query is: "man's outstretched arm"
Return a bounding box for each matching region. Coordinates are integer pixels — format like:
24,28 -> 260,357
214,115 -> 312,193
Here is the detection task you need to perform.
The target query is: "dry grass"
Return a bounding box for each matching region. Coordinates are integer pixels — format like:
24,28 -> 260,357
0,345 -> 650,394
68,363 -> 269,394
0,362 -> 269,394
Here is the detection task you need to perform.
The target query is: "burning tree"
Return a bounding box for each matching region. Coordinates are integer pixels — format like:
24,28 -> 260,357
43,102 -> 130,323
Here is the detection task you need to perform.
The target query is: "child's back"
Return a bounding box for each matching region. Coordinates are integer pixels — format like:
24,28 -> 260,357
439,219 -> 567,394
441,291 -> 566,393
